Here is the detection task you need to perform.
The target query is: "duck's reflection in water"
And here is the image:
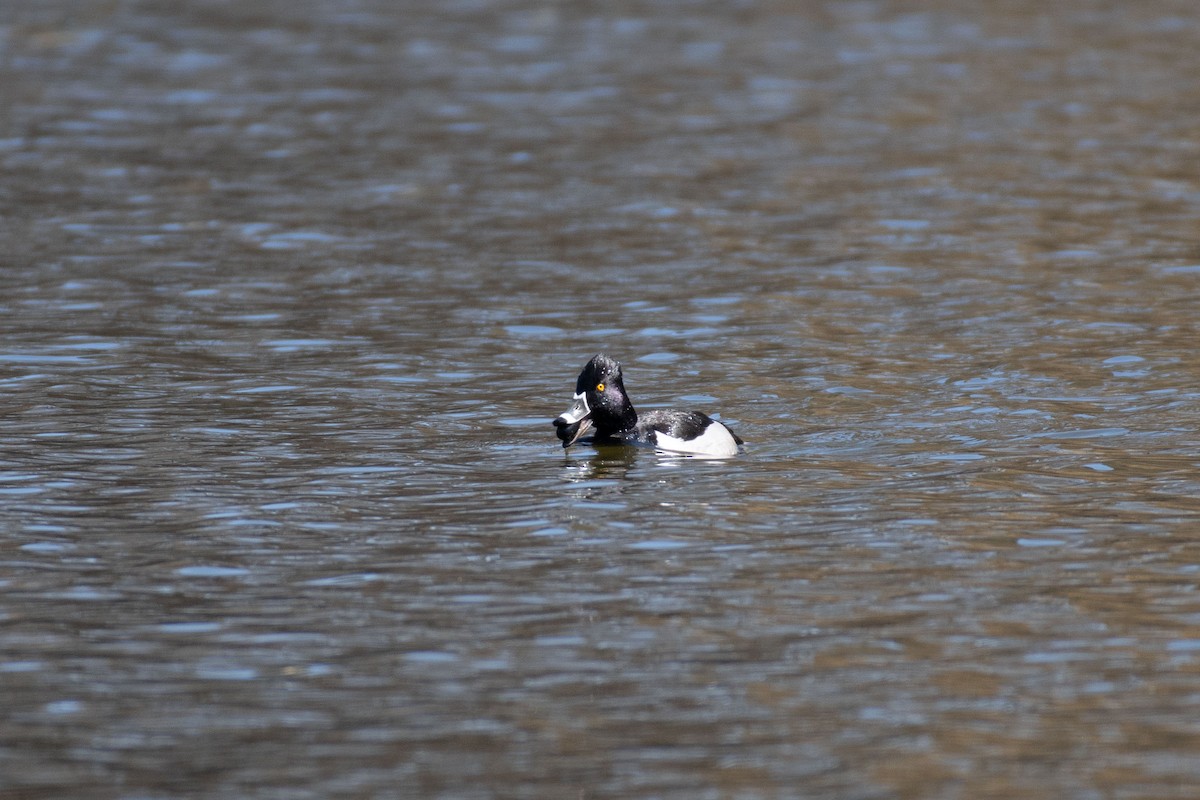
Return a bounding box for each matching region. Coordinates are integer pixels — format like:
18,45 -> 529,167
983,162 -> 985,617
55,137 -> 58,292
560,443 -> 639,486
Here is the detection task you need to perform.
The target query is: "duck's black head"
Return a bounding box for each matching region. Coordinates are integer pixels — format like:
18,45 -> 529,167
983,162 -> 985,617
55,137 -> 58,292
552,353 -> 638,448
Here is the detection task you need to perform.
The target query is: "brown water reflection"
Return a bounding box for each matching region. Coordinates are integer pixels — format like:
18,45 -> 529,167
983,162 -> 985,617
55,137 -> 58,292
5,0 -> 1200,798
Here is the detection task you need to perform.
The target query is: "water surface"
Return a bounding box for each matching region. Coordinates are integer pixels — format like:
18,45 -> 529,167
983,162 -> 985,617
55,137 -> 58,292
5,1 -> 1200,797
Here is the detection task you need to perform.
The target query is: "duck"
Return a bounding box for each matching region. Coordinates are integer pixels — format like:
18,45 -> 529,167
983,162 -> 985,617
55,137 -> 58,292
552,354 -> 743,457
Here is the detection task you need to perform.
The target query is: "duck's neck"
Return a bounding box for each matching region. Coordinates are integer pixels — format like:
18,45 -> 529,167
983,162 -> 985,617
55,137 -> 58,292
597,402 -> 638,437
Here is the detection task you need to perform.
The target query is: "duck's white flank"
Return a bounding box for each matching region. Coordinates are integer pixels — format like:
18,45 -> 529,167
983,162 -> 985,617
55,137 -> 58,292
654,421 -> 740,457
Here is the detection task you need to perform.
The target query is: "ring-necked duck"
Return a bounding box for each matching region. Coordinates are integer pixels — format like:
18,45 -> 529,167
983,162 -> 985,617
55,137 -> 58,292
552,354 -> 743,457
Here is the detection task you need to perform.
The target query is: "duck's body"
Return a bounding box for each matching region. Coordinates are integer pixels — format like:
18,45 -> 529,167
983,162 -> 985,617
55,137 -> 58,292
552,354 -> 743,457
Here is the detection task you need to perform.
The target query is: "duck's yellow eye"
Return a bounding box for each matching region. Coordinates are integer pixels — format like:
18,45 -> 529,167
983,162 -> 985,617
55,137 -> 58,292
596,382 -> 605,392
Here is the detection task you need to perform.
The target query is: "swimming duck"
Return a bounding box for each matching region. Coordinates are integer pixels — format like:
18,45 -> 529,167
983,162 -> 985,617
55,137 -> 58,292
552,354 -> 743,457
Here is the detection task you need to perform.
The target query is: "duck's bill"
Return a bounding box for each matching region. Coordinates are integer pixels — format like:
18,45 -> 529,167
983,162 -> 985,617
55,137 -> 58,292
553,393 -> 593,448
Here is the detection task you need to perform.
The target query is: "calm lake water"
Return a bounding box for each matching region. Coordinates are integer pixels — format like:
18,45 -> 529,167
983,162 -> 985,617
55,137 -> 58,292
5,1 -> 1200,797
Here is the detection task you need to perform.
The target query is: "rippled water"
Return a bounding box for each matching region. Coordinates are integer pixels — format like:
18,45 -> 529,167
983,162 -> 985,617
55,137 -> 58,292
6,1 -> 1200,797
